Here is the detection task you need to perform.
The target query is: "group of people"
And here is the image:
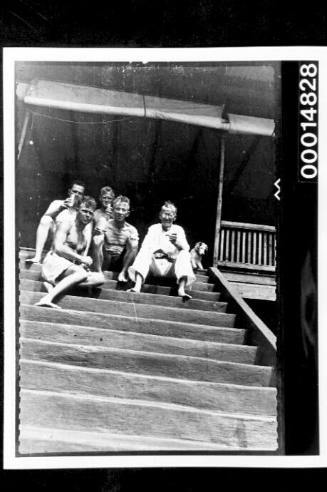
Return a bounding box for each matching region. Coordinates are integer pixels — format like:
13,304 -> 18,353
27,179 -> 196,309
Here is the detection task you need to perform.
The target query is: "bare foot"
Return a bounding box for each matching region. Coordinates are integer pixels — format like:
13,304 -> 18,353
178,289 -> 192,300
117,270 -> 128,282
35,299 -> 62,309
43,282 -> 54,293
25,257 -> 41,264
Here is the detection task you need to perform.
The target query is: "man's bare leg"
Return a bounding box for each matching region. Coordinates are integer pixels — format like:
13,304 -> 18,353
44,281 -> 54,293
178,276 -> 192,300
118,246 -> 138,282
26,216 -> 54,263
127,272 -> 144,293
36,267 -> 88,308
78,272 -> 105,288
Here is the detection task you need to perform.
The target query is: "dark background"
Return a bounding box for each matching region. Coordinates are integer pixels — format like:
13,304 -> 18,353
16,62 -> 278,262
1,0 -> 325,487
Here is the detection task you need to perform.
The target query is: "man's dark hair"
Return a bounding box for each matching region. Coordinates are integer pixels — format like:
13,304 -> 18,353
80,196 -> 97,211
70,179 -> 86,190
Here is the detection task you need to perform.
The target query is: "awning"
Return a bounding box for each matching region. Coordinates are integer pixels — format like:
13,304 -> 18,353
17,79 -> 275,137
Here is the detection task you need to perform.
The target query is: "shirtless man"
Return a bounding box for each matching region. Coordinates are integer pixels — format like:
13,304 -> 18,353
93,186 -> 115,231
93,195 -> 139,282
128,201 -> 195,299
36,196 -> 104,309
26,180 -> 86,264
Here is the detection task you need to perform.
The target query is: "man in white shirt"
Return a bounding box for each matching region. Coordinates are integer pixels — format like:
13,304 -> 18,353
128,201 -> 195,299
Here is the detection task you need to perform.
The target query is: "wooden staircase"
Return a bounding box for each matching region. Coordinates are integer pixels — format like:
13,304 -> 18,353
18,247 -> 278,453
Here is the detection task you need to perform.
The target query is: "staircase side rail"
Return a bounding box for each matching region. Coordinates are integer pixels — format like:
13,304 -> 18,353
209,267 -> 277,367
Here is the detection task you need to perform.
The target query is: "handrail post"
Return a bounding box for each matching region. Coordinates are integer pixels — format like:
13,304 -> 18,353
18,110 -> 31,160
213,134 -> 225,266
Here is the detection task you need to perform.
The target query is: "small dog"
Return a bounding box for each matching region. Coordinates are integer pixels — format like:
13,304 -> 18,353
190,242 -> 208,270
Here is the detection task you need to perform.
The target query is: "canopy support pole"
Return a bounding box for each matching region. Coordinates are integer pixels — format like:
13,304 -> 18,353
18,110 -> 31,160
213,135 -> 225,266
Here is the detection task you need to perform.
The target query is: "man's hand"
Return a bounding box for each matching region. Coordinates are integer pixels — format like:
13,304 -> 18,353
81,256 -> 93,268
167,232 -> 177,244
62,198 -> 72,209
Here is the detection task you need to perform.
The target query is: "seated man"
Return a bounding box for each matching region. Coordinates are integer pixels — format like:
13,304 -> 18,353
36,196 -> 104,309
93,195 -> 139,282
93,185 -> 116,229
26,179 -> 86,264
128,201 -> 195,299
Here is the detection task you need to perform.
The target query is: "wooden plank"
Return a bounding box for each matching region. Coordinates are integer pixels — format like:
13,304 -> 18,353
20,269 -> 216,292
20,389 -> 278,449
247,231 -> 252,264
217,261 -> 276,273
20,258 -> 210,282
268,233 -> 273,266
20,305 -> 246,344
19,426 -> 230,453
20,360 -> 276,416
17,110 -> 31,160
221,221 -> 276,232
225,229 -> 230,261
209,268 -> 277,366
241,231 -> 246,263
222,272 -> 276,286
213,136 -> 225,266
252,231 -> 257,264
20,278 -> 222,313
230,283 -> 276,302
236,230 -> 241,263
219,228 -> 225,261
20,320 -> 257,364
263,233 -> 268,266
230,229 -> 235,263
20,290 -> 231,327
21,338 -> 273,386
258,231 -> 263,265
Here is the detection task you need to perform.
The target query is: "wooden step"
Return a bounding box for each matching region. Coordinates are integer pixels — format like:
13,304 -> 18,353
20,291 -> 234,327
221,271 -> 276,286
20,278 -> 224,313
20,305 -> 245,344
20,261 -> 211,283
20,389 -> 278,449
21,338 -> 273,386
19,270 -> 220,301
19,426 -> 231,453
20,360 -> 277,416
20,320 -> 257,364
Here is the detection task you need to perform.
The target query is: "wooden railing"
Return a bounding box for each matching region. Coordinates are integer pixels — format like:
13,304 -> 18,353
217,220 -> 276,272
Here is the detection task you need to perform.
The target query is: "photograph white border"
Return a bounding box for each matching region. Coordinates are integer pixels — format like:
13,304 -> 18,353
3,46 -> 327,469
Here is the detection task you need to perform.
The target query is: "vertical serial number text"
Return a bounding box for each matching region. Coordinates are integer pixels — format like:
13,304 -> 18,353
298,62 -> 318,181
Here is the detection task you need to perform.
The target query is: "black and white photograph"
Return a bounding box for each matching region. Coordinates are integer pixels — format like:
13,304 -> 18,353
3,48 -> 323,468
